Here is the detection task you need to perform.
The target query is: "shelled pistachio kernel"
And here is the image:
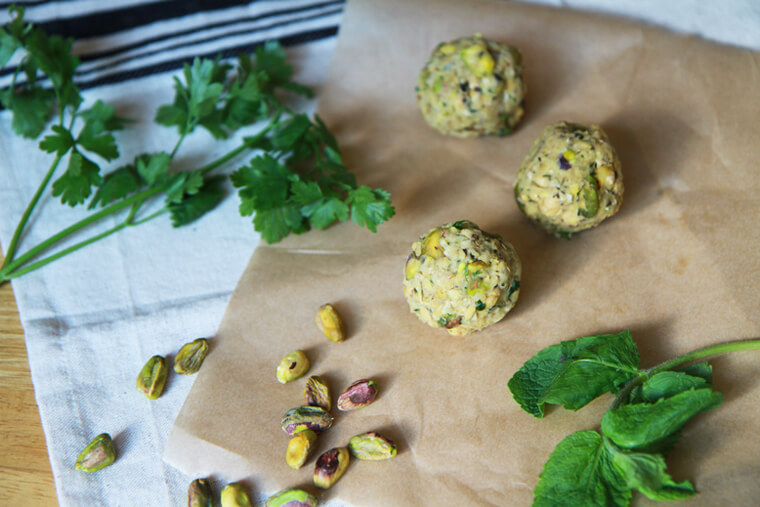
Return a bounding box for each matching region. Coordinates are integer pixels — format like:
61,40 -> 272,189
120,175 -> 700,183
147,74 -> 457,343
136,355 -> 167,400
174,337 -> 210,375
348,431 -> 398,460
187,478 -> 213,507
304,375 -> 331,411
74,433 -> 116,473
286,429 -> 318,469
316,303 -> 345,342
221,482 -> 252,507
314,447 -> 350,489
276,350 -> 310,383
265,488 -> 318,507
281,405 -> 333,435
337,379 -> 378,410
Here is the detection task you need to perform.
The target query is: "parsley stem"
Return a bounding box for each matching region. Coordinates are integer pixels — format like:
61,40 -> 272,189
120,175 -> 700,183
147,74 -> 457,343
1,153 -> 63,269
198,121 -> 277,175
1,222 -> 129,281
170,132 -> 186,159
1,184 -> 166,277
1,205 -> 168,281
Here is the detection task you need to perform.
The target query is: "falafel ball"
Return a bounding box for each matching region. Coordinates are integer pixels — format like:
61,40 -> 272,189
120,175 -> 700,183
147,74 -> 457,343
514,121 -> 624,237
403,220 -> 521,336
416,33 -> 526,137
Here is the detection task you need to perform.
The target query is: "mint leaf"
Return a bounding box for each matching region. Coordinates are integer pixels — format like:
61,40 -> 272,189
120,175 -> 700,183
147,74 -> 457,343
678,361 -> 713,383
347,186 -> 395,233
640,371 -> 708,402
168,176 -> 224,227
604,437 -> 695,500
638,478 -> 697,501
39,125 -> 74,155
52,150 -> 101,205
89,164 -> 140,209
508,330 -> 640,417
534,431 -> 630,507
601,388 -> 722,450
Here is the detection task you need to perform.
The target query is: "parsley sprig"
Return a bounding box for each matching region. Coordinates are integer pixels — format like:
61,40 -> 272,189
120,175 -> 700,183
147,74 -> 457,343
0,6 -> 394,284
508,330 -> 760,506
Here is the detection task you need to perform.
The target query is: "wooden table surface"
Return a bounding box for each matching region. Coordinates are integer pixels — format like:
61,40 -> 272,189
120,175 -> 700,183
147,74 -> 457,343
0,251 -> 58,506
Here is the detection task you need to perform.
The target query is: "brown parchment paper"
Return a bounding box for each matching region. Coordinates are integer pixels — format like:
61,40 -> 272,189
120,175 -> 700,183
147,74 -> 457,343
164,0 -> 760,505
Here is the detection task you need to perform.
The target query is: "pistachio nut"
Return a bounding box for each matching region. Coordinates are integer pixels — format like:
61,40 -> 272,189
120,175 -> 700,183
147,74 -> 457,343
276,349 -> 310,383
314,447 -> 350,489
348,431 -> 398,460
281,405 -> 333,435
220,482 -> 252,507
337,379 -> 378,411
75,433 -> 116,473
136,355 -> 168,400
264,488 -> 318,507
304,375 -> 331,411
316,303 -> 345,342
286,429 -> 317,469
174,338 -> 210,375
187,478 -> 213,507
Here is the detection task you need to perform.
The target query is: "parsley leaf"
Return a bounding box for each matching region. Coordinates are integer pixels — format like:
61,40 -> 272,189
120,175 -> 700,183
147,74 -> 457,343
168,176 -> 225,227
0,6 -> 24,66
231,154 -> 293,213
508,330 -> 640,417
75,100 -> 127,161
293,180 -> 349,229
1,10 -> 394,283
155,57 -> 227,137
23,27 -> 81,109
165,170 -> 204,205
88,164 -> 140,209
253,204 -> 308,243
347,186 -> 395,232
39,125 -> 74,156
52,150 -> 102,205
136,152 -> 171,186
1,86 -> 54,138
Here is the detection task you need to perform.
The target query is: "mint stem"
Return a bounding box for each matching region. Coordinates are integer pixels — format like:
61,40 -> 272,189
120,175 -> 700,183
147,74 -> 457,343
611,337 -> 760,410
647,338 -> 760,375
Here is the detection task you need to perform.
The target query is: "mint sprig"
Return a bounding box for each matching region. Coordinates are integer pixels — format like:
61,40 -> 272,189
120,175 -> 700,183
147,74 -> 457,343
508,331 -> 760,506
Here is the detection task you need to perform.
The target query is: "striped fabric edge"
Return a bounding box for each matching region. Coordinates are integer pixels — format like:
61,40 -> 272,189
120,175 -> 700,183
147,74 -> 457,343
0,0 -> 344,89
